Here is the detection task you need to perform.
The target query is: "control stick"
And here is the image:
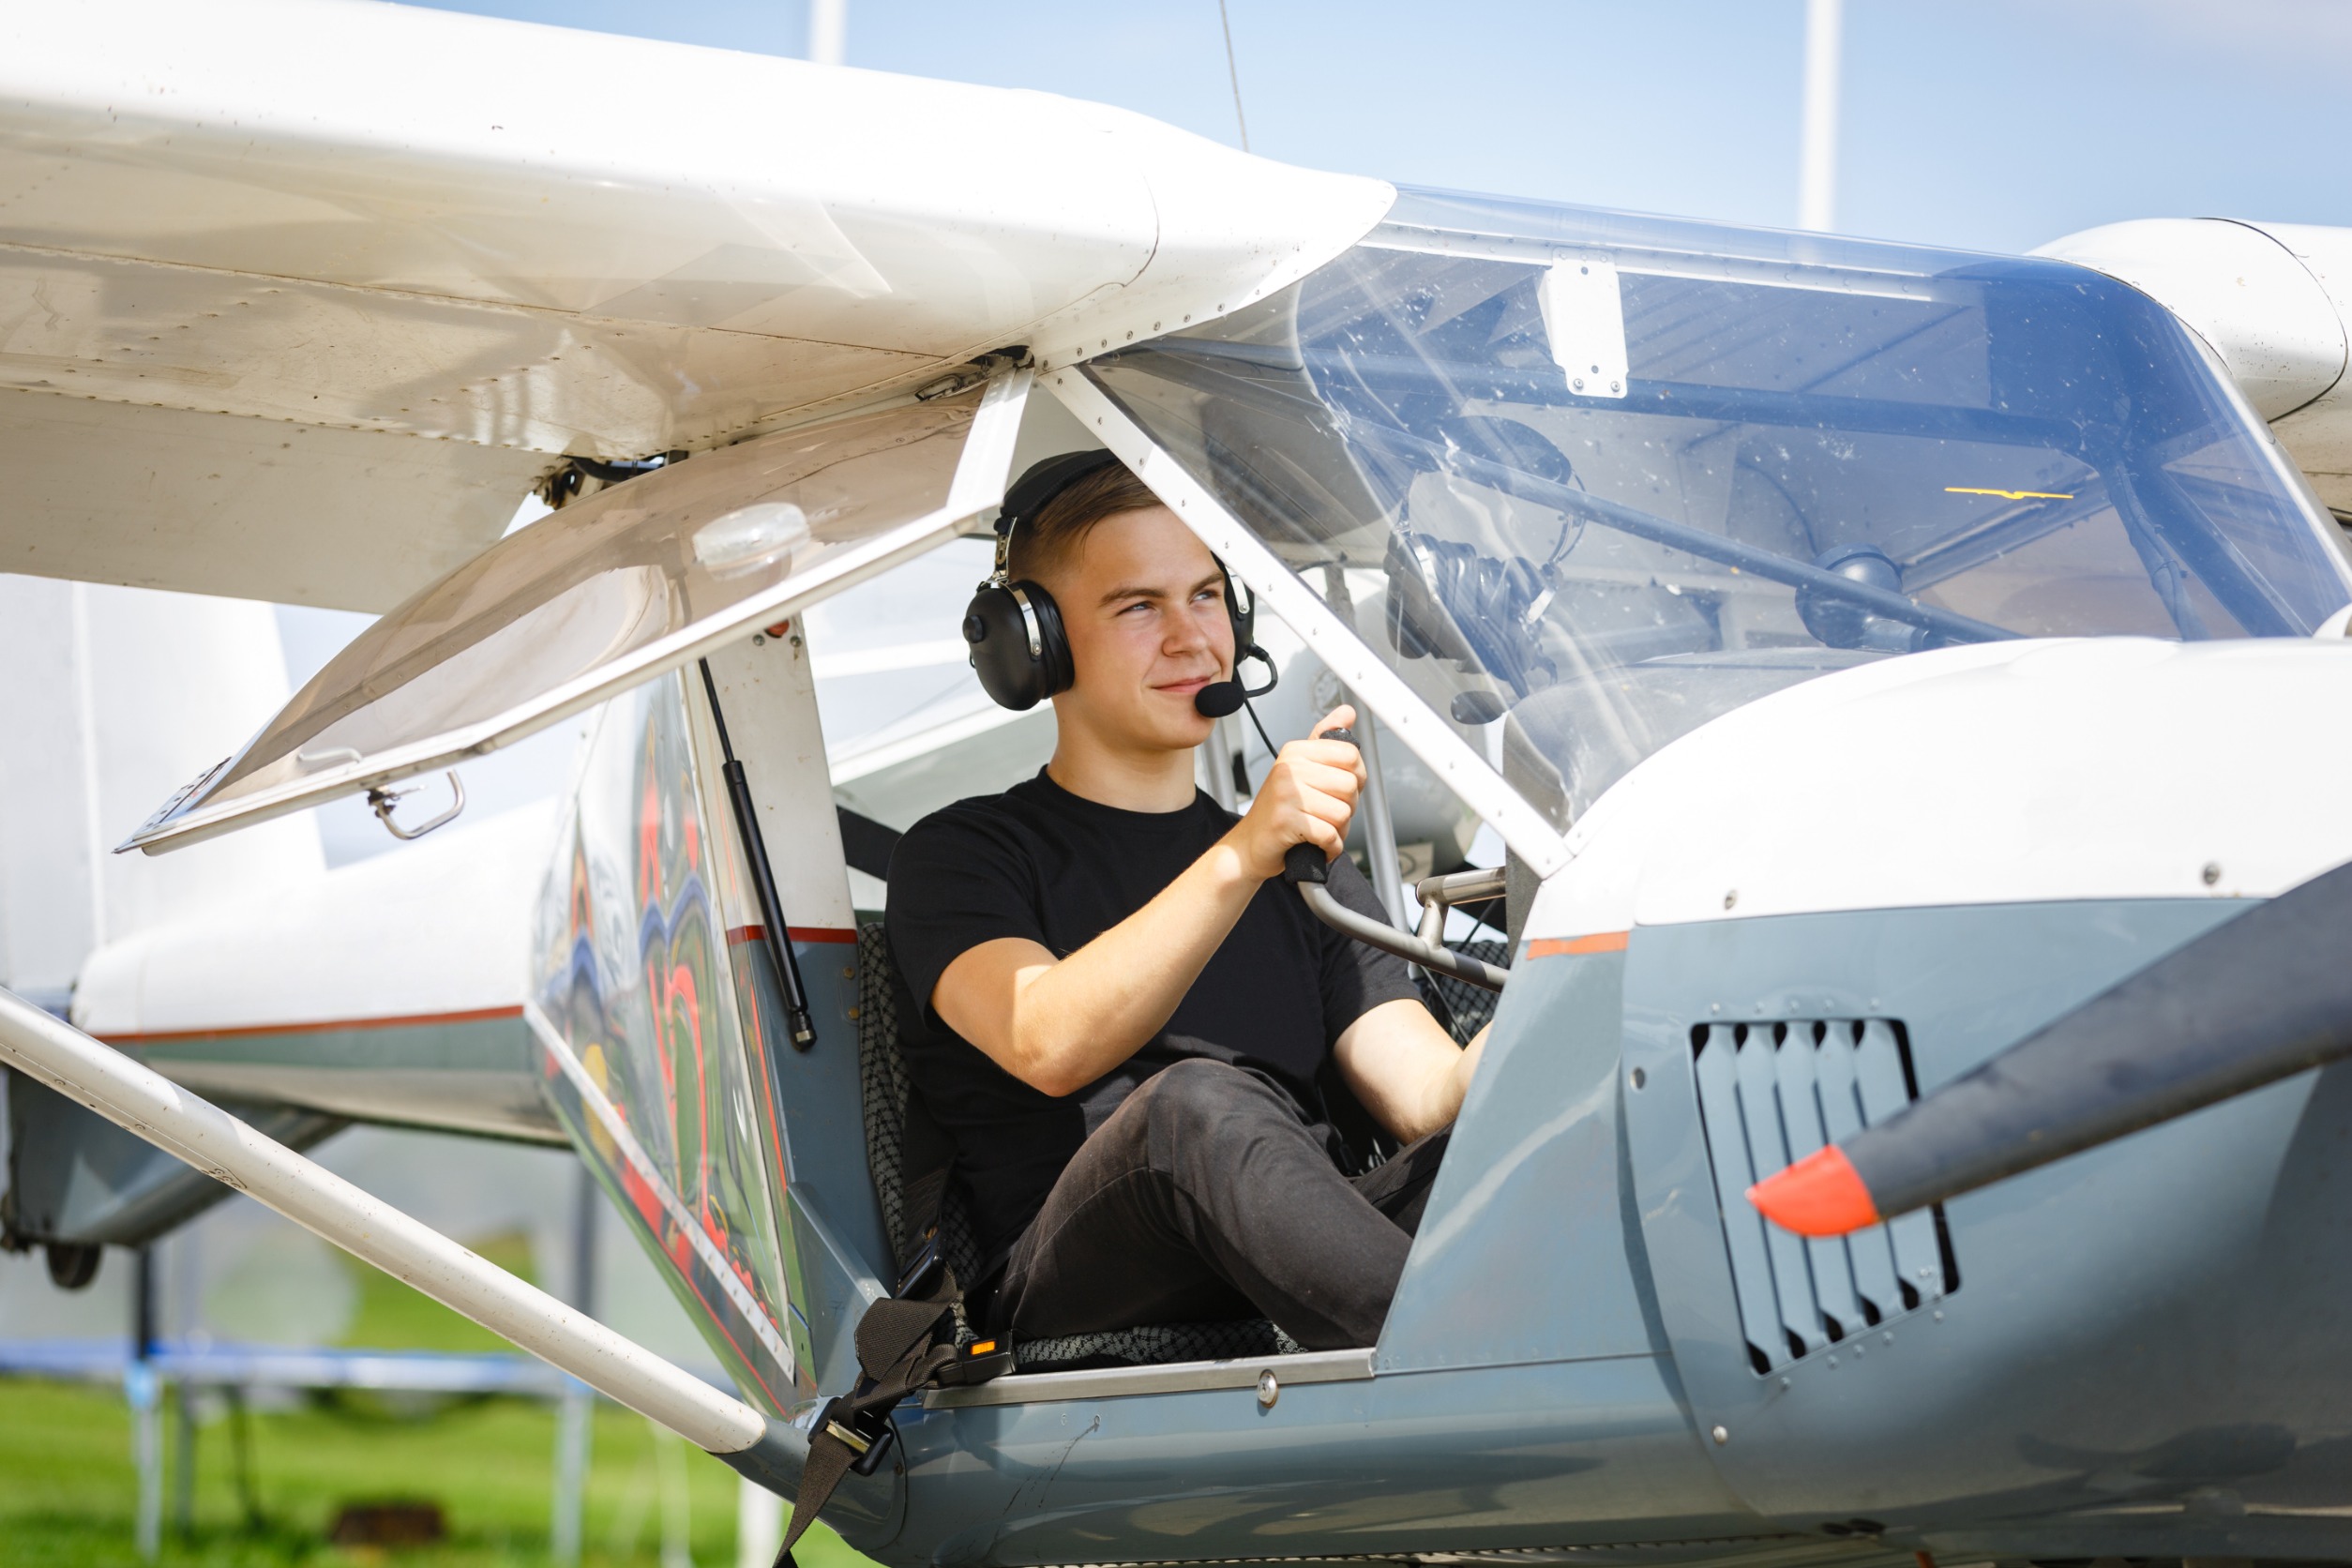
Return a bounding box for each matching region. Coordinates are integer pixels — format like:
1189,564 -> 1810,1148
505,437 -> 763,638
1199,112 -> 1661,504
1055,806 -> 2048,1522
1280,730 -> 1508,992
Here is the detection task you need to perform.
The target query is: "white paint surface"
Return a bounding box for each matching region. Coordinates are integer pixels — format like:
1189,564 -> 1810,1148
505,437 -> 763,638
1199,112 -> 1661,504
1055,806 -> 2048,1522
2030,216 -> 2352,514
0,0 -> 1391,609
1528,637 -> 2352,941
1537,260 -> 1628,398
0,577 -> 322,996
75,802 -> 554,1038
2035,218 -> 2347,419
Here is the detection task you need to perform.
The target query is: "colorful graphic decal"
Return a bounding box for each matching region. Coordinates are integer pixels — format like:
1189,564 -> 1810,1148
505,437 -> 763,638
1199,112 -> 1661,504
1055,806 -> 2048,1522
531,674 -> 810,1410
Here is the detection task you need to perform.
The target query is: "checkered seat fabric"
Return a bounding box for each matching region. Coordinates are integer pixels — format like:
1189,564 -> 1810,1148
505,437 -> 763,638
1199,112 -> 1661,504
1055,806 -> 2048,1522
1424,938 -> 1510,1044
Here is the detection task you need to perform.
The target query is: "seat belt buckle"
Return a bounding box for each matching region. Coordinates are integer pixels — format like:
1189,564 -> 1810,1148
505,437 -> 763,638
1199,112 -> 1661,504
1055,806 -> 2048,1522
818,1394 -> 898,1477
934,1337 -> 1017,1388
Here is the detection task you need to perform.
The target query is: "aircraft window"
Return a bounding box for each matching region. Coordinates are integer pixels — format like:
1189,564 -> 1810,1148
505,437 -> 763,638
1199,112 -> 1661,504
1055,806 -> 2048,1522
1085,192 -> 2352,827
127,380 -> 1015,852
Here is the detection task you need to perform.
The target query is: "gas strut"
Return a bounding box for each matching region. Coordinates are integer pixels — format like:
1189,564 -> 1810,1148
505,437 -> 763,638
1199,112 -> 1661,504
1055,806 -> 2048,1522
698,658 -> 818,1050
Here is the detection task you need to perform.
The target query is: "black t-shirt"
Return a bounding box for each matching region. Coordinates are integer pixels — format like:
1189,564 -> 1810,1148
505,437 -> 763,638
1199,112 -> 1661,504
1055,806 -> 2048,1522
885,769 -> 1420,1269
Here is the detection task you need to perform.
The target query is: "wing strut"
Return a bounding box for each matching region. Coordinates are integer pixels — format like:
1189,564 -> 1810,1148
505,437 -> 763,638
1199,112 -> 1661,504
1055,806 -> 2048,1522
0,985 -> 810,1496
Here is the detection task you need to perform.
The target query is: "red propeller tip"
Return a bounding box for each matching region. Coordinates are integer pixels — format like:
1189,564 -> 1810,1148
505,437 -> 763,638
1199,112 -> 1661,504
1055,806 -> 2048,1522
1749,1146 -> 1879,1236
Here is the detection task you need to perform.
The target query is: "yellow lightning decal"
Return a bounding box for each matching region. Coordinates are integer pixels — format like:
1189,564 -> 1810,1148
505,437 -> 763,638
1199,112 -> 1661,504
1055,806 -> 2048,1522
1945,486 -> 2075,502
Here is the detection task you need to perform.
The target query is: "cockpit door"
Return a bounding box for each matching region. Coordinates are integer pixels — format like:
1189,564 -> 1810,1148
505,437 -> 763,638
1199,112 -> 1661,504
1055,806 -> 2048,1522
124,370 -> 1029,854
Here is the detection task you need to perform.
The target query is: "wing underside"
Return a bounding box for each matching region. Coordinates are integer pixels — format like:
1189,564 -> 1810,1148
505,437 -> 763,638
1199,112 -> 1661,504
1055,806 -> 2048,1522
0,0 -> 1393,611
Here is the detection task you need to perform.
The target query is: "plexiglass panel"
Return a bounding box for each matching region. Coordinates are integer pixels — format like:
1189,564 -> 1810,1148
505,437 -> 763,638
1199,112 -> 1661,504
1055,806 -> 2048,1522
129,381 -> 1014,852
534,672 -> 805,1410
1089,195 -> 2352,828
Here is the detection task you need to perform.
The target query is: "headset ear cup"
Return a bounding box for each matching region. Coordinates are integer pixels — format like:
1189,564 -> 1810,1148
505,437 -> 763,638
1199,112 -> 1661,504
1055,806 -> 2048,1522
964,584 -> 1046,711
1024,582 -> 1076,699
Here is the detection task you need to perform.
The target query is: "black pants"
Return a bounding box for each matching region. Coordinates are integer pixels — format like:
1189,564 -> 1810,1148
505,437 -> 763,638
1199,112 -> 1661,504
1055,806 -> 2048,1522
992,1058 -> 1449,1351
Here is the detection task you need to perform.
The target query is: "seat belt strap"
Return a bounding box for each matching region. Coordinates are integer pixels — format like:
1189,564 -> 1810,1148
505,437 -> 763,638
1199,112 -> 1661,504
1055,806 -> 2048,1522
768,1252 -> 1010,1567
773,1293 -> 957,1568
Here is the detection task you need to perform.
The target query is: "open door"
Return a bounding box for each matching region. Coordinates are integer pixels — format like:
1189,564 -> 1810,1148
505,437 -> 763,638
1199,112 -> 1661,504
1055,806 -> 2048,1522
125,370 -> 1029,853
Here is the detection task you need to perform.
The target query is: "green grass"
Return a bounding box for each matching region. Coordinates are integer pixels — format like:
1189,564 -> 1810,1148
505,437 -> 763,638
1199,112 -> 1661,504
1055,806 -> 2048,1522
332,1231 -> 538,1356
0,1377 -> 879,1568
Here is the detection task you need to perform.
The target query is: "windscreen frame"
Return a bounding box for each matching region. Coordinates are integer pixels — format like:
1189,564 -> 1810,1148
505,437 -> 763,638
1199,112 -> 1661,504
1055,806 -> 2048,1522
1042,367 -> 1574,879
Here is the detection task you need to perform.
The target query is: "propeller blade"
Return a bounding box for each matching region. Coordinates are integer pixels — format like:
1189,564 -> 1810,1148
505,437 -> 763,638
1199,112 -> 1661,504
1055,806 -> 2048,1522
1749,858 -> 2352,1237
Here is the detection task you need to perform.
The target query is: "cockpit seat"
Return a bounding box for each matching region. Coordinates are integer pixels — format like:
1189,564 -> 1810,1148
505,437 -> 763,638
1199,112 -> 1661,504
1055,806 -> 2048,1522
856,925 -> 1304,1371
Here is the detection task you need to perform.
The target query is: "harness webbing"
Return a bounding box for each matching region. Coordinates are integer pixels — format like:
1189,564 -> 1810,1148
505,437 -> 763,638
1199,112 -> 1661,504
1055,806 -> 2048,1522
772,1268 -> 961,1568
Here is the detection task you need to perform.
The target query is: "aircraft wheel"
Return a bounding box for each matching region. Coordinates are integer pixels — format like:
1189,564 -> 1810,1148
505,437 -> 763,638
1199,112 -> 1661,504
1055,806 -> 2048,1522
45,1242 -> 101,1290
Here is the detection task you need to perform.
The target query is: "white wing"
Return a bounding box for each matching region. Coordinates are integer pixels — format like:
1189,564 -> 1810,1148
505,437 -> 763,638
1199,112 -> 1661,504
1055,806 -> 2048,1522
0,0 -> 1392,611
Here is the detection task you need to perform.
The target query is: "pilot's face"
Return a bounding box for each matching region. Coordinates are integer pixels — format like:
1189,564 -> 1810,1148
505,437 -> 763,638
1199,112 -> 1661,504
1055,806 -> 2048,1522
1046,505 -> 1233,754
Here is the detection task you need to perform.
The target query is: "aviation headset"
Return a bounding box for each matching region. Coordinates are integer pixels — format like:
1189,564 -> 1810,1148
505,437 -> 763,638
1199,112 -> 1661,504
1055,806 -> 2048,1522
962,449 -> 1276,716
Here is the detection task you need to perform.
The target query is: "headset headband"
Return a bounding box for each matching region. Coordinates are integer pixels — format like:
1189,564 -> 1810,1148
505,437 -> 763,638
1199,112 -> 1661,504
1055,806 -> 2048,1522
992,449 -> 1122,578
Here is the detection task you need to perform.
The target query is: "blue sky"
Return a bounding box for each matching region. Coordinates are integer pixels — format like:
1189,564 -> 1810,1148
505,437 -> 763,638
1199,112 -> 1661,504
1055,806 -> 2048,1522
405,0 -> 2352,256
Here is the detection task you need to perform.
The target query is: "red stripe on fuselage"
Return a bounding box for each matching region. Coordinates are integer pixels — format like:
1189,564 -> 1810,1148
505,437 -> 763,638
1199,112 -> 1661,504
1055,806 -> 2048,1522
1525,931 -> 1630,959
105,1004 -> 525,1048
724,924 -> 856,946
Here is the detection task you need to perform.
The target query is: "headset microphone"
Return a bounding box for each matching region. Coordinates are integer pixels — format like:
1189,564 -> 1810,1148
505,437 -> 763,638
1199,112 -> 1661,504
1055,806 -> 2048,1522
1193,643 -> 1278,718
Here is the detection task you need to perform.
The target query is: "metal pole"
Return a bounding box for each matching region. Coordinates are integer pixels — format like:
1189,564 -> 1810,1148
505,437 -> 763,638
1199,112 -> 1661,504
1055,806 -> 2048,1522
131,1245 -> 161,1563
171,1381 -> 195,1539
1320,566 -> 1409,927
807,0 -> 845,66
550,1162 -> 599,1567
1350,712 -> 1410,929
228,1387 -> 261,1531
737,1475 -> 785,1568
0,984 -> 779,1464
1798,0 -> 1843,232
169,1232 -> 196,1540
1221,716 -> 1251,799
1199,731 -> 1237,812
656,1425 -> 693,1568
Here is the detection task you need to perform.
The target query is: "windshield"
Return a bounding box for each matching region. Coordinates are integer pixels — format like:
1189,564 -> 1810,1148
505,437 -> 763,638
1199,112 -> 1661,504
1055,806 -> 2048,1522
1086,189 -> 2352,828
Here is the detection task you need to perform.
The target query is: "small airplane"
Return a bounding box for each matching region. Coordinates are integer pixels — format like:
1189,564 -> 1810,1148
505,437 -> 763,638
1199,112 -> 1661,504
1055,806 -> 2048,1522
9,2 -> 2352,1564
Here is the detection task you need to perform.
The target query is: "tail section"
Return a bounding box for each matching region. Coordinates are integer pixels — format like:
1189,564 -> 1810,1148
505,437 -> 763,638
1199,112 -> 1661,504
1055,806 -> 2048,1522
0,577 -> 323,1004
0,577 -> 328,1271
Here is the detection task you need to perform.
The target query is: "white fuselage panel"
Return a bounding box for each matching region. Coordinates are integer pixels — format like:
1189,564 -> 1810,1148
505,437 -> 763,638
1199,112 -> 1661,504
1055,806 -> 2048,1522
1528,637 -> 2352,940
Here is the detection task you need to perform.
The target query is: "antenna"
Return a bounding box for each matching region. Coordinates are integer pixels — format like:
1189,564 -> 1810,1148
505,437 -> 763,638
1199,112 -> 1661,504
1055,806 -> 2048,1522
1217,0 -> 1251,153
1798,0 -> 1842,232
808,0 -> 845,68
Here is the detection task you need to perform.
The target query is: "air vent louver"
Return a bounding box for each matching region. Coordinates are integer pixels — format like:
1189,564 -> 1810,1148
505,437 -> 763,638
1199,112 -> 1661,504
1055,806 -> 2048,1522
1691,1018 -> 1957,1374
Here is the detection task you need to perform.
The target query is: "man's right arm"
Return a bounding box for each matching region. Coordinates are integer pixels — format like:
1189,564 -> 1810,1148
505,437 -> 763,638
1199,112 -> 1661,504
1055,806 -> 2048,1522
931,712 -> 1364,1097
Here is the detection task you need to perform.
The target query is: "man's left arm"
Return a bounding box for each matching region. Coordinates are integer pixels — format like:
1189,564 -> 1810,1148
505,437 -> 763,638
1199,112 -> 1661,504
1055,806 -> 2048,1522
1334,1003 -> 1490,1147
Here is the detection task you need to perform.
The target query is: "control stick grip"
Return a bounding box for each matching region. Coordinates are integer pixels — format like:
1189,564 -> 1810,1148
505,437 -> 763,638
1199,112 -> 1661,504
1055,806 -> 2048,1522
1279,727 -> 1356,886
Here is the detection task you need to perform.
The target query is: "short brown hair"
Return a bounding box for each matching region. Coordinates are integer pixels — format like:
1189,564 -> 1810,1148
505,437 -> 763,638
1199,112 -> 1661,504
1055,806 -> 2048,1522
1006,461 -> 1163,584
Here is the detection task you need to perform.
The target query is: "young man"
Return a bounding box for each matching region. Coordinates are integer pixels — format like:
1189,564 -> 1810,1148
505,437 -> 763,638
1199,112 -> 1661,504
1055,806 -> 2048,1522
885,456 -> 1487,1352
